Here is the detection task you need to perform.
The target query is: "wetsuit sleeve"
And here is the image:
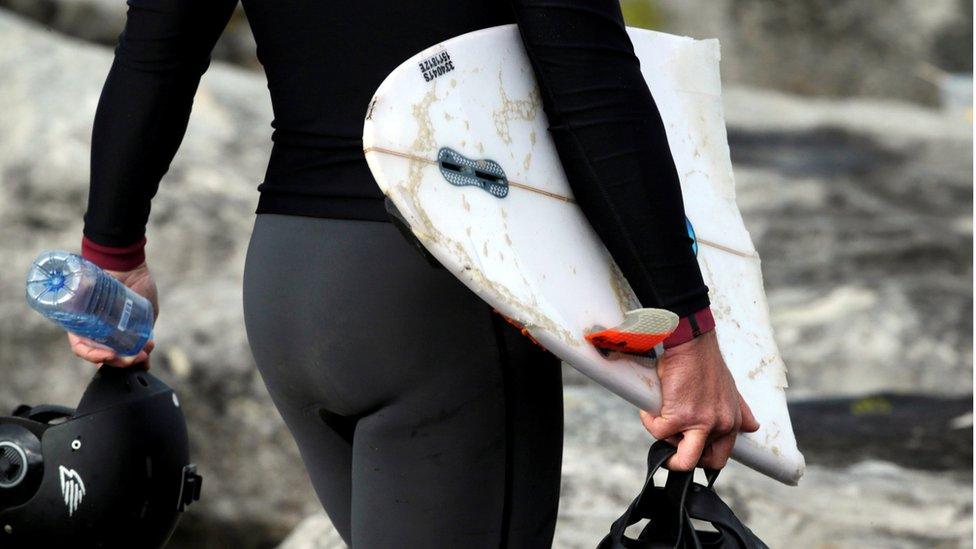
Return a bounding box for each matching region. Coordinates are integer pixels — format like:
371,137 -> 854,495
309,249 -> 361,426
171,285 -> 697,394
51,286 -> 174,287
82,0 -> 238,268
510,0 -> 710,320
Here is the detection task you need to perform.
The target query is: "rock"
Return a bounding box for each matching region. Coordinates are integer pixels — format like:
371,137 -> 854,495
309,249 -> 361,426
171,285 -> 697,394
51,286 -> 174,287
559,461 -> 973,548
276,514 -> 346,549
652,0 -> 972,106
553,384 -> 973,549
0,0 -> 124,44
0,1 -> 259,68
724,88 -> 972,397
276,384 -> 974,548
789,393 -> 973,471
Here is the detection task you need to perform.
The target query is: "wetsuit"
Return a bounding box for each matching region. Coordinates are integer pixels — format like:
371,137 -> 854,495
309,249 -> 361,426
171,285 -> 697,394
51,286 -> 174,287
81,1 -> 710,546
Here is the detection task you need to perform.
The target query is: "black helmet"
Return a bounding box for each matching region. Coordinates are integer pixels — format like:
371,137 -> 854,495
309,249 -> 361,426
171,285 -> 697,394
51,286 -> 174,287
0,367 -> 202,548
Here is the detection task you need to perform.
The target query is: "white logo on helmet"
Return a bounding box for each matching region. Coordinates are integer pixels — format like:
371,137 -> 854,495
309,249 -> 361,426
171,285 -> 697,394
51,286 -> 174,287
59,465 -> 86,517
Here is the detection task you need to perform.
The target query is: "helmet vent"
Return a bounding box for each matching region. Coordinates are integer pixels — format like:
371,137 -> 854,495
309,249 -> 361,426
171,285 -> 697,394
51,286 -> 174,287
0,442 -> 28,488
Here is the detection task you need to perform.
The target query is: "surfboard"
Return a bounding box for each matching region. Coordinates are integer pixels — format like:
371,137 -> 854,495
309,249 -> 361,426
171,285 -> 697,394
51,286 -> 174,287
363,25 -> 804,485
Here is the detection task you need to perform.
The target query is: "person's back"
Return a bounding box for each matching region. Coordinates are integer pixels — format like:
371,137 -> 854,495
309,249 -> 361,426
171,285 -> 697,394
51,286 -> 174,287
246,0 -> 515,220
86,1 -> 516,244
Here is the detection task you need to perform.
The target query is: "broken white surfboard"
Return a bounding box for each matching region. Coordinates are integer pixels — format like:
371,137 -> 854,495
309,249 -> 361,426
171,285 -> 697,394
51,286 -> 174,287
363,25 -> 804,485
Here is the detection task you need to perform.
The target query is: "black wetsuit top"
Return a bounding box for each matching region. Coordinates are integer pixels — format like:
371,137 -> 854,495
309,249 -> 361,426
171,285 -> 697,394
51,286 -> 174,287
83,0 -> 709,317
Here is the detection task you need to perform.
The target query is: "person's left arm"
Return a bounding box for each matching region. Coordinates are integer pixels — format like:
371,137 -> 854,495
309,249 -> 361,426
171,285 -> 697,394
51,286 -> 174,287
74,0 -> 238,368
83,0 -> 238,257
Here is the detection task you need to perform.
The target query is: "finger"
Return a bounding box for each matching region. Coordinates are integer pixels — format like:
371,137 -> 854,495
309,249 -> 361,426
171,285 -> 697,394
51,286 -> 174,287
699,443 -> 713,464
73,343 -> 116,365
69,338 -> 94,357
639,410 -> 682,441
667,430 -> 708,472
739,396 -> 761,433
68,334 -> 117,364
699,433 -> 736,470
103,349 -> 150,368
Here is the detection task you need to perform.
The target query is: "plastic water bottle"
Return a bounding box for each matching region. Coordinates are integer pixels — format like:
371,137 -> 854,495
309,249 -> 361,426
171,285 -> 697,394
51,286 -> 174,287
26,251 -> 153,356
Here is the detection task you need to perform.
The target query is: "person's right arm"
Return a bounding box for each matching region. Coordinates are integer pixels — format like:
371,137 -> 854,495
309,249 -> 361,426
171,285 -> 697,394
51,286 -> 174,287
510,0 -> 758,471
74,0 -> 237,367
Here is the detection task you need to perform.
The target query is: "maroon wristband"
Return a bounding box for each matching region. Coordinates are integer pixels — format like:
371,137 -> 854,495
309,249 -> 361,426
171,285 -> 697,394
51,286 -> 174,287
81,236 -> 147,271
663,307 -> 715,349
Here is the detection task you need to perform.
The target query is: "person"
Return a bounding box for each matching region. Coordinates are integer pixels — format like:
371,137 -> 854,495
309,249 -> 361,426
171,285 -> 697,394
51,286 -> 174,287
69,0 -> 758,546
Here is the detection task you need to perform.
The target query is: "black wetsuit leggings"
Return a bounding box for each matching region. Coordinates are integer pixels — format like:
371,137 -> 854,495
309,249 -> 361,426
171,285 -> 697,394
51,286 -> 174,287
243,214 -> 564,547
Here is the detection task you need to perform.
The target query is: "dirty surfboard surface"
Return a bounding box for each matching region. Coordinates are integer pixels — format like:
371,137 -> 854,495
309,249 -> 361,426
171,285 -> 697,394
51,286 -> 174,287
363,25 -> 804,485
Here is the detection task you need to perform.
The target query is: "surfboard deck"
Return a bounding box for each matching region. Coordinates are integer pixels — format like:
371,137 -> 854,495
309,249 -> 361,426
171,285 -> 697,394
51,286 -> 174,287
363,25 -> 804,485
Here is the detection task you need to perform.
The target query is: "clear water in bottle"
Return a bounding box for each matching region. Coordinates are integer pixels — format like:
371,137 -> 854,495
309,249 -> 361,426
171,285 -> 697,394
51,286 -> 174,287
26,251 -> 153,356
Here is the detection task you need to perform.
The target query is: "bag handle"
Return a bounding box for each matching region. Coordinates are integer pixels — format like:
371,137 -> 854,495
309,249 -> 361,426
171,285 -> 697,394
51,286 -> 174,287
598,441 -> 768,549
11,404 -> 75,424
599,441 -> 694,549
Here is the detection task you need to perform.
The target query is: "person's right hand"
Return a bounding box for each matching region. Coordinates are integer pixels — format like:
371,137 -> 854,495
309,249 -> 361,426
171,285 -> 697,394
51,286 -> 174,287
68,262 -> 159,368
639,330 -> 759,471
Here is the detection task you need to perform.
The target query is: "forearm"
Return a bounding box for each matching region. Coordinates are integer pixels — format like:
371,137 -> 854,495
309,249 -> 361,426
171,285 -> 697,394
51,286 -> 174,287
84,56 -> 202,248
83,0 -> 237,266
511,0 -> 709,318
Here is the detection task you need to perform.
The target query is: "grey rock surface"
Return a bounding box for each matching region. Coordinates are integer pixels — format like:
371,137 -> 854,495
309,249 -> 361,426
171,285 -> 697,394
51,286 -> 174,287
0,0 -> 259,69
276,384 -> 974,548
0,0 -> 125,43
726,87 -> 973,398
555,384 -> 972,548
652,0 -> 972,106
279,463 -> 974,548
0,9 -> 970,548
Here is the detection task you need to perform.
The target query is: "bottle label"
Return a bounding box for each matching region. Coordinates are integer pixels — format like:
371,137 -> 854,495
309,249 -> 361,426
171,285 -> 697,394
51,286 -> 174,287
118,298 -> 133,331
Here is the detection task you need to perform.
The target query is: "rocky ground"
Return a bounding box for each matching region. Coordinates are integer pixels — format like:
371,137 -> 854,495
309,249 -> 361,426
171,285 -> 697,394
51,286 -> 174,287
651,0 -> 972,106
280,385 -> 973,549
0,8 -> 971,549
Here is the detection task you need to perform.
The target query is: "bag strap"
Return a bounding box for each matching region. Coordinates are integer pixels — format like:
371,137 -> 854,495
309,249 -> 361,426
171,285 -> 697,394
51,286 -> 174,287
600,441 -> 699,549
682,484 -> 770,549
662,468 -> 702,549
704,468 -> 720,490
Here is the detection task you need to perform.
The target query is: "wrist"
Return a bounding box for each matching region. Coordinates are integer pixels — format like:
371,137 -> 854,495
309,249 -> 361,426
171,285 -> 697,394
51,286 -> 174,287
81,235 -> 147,271
663,306 -> 715,349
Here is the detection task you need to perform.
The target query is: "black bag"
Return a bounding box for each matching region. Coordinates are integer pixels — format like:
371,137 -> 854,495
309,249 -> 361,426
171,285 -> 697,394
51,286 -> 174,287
599,440 -> 769,549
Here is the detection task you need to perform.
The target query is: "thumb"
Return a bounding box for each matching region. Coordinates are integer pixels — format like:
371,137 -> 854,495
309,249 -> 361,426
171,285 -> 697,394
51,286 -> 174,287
667,429 -> 708,472
739,396 -> 760,433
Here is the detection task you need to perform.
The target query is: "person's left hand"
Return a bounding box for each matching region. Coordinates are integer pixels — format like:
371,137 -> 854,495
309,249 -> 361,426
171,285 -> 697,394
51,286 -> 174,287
67,262 -> 158,369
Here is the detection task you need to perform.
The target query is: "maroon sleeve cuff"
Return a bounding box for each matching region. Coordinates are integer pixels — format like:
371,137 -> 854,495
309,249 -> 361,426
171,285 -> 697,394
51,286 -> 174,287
81,236 -> 147,271
663,306 -> 715,349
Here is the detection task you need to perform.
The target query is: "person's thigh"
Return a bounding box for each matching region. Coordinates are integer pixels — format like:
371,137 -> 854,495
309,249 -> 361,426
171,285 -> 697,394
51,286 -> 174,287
349,318 -> 562,548
243,214 -> 563,547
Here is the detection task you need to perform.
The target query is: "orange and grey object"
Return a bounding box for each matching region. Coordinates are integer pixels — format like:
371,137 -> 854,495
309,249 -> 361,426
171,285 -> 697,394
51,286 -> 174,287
585,308 -> 679,355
